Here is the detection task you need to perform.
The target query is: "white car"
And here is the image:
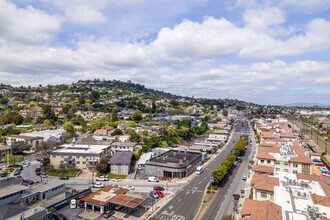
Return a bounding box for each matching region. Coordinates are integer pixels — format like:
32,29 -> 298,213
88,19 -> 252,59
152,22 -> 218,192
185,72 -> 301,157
92,182 -> 105,188
112,178 -> 121,182
242,176 -> 247,181
96,176 -> 109,181
23,164 -> 30,168
123,185 -> 135,190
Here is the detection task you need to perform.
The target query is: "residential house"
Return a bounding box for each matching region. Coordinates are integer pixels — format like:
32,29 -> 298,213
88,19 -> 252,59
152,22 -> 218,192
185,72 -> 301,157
108,151 -> 132,175
6,135 -> 44,149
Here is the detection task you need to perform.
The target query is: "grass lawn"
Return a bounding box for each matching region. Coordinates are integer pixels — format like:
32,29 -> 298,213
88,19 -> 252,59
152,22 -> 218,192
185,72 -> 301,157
45,168 -> 81,177
106,174 -> 127,179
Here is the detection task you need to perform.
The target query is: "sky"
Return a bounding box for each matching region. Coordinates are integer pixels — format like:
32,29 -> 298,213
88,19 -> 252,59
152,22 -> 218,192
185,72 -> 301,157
1,0 -> 330,105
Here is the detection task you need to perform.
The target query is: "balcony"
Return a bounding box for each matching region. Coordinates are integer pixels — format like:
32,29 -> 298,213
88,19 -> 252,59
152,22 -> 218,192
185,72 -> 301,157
87,162 -> 97,168
64,157 -> 75,162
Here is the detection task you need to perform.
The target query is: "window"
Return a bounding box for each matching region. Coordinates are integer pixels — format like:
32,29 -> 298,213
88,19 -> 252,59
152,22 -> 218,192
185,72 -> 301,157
52,155 -> 56,158
302,164 -> 310,169
76,161 -> 80,164
292,163 -> 298,167
276,168 -> 280,171
60,155 -> 63,159
261,192 -> 267,198
284,162 -> 289,166
60,161 -> 64,164
293,170 -> 298,174
76,156 -> 80,159
284,169 -> 288,172
261,160 -> 264,163
270,193 -> 273,199
83,161 -> 86,164
267,160 -> 271,164
302,171 -> 310,174
276,161 -> 280,165
83,156 -> 86,159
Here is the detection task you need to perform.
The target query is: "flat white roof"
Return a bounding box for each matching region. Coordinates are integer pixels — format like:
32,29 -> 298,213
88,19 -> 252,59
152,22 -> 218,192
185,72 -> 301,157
22,128 -> 65,139
273,172 -> 329,219
53,144 -> 109,154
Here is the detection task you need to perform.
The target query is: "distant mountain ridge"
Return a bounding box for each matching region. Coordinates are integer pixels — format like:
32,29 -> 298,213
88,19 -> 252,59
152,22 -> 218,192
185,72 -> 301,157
283,102 -> 330,107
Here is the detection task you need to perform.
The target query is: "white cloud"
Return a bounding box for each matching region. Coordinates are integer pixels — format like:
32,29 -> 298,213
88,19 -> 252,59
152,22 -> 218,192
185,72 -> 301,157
0,0 -> 61,44
46,0 -> 108,25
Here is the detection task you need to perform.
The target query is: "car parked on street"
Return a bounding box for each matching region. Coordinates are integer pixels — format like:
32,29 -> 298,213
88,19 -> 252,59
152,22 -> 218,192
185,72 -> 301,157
123,185 -> 135,190
59,176 -> 69,180
49,213 -> 67,220
14,169 -> 20,176
112,178 -> 121,182
315,163 -> 325,167
91,182 -> 105,188
242,176 -> 247,181
0,172 -> 7,177
233,194 -> 240,200
41,173 -> 48,178
96,176 -> 109,181
21,179 -> 34,185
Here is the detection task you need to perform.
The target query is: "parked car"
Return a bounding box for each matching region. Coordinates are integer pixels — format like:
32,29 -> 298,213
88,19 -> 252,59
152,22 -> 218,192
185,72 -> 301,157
14,169 -> 20,176
49,213 -> 67,220
315,164 -> 325,167
96,176 -> 109,181
22,179 -> 34,185
70,199 -> 77,209
17,166 -> 23,171
103,210 -> 115,218
313,159 -> 322,163
242,176 -> 247,181
35,168 -> 41,175
233,194 -> 240,200
59,176 -> 69,180
148,177 -> 159,182
112,178 -> 121,182
41,173 -> 48,178
153,186 -> 165,191
123,185 -> 135,190
0,172 -> 7,177
71,189 -> 78,195
155,190 -> 164,197
91,182 -> 105,188
36,158 -> 41,161
150,190 -> 159,199
111,184 -> 119,187
23,164 -> 30,168
65,192 -> 72,198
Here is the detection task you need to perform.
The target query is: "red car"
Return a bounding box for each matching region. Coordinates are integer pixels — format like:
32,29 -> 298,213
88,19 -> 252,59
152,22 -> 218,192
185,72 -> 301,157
315,164 -> 325,167
155,190 -> 164,197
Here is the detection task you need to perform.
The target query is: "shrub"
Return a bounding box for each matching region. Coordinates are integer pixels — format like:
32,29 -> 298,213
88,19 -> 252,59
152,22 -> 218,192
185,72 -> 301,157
207,190 -> 211,194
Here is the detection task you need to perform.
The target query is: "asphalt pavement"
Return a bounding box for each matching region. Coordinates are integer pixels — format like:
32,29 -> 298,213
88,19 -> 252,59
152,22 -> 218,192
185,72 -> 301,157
150,118 -> 244,220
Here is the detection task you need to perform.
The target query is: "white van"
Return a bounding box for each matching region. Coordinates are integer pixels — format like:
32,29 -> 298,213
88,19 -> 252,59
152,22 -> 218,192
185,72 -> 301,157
148,177 -> 159,182
70,199 -> 76,209
196,166 -> 203,175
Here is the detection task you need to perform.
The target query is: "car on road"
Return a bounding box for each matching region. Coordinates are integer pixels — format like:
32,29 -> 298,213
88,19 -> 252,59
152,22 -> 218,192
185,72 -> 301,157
35,168 -> 41,175
148,177 -> 159,182
91,182 -> 105,188
0,172 -> 7,177
237,158 -> 242,163
103,210 -> 115,218
123,185 -> 135,190
112,178 -> 121,182
49,213 -> 67,220
150,190 -> 159,199
242,176 -> 247,181
111,184 -> 119,187
313,159 -> 322,163
233,194 -> 240,200
96,176 -> 109,181
59,176 -> 69,180
155,190 -> 164,197
23,163 -> 30,168
153,186 -> 165,191
41,173 -> 48,178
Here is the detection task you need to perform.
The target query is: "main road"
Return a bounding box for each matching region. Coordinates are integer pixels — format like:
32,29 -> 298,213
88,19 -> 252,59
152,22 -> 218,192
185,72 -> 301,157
201,119 -> 257,220
150,118 -> 245,220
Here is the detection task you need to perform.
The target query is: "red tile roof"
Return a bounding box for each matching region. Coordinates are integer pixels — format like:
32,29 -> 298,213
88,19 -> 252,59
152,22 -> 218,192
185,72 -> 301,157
241,199 -> 282,220
252,165 -> 274,174
310,194 -> 330,207
251,174 -> 279,192
296,173 -> 330,198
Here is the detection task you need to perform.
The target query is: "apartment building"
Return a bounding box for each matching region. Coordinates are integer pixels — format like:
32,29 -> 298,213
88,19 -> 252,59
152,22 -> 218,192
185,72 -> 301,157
6,135 -> 44,149
110,142 -> 140,152
50,143 -> 111,170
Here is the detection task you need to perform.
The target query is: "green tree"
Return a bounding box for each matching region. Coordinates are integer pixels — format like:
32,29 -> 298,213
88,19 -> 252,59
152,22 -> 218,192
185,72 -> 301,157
222,110 -> 228,117
11,141 -> 30,155
43,119 -> 52,127
3,154 -> 24,165
64,121 -> 75,134
78,96 -> 86,105
96,163 -> 108,174
12,115 -> 23,125
113,128 -> 123,135
111,109 -> 118,122
133,110 -> 143,121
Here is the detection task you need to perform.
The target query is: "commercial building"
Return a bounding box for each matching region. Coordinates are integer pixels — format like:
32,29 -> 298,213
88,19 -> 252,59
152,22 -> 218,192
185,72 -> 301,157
145,150 -> 202,179
50,143 -> 111,170
241,199 -> 282,220
82,185 -> 145,215
21,128 -> 65,144
0,144 -> 10,160
108,151 -> 132,175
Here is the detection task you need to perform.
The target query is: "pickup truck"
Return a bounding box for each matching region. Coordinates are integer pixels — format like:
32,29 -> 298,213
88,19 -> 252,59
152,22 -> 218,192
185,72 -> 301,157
96,176 -> 109,181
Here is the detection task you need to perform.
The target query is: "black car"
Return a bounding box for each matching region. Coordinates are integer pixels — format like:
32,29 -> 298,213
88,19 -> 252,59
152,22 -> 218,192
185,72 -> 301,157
59,176 -> 69,180
17,166 -> 23,171
103,210 -> 115,218
49,213 -> 67,220
153,186 -> 165,191
233,194 -> 240,200
0,172 -> 7,177
22,179 -> 34,185
35,168 -> 41,175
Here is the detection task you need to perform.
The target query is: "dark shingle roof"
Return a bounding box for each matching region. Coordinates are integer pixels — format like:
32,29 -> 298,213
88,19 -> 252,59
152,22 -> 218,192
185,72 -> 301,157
108,151 -> 132,164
